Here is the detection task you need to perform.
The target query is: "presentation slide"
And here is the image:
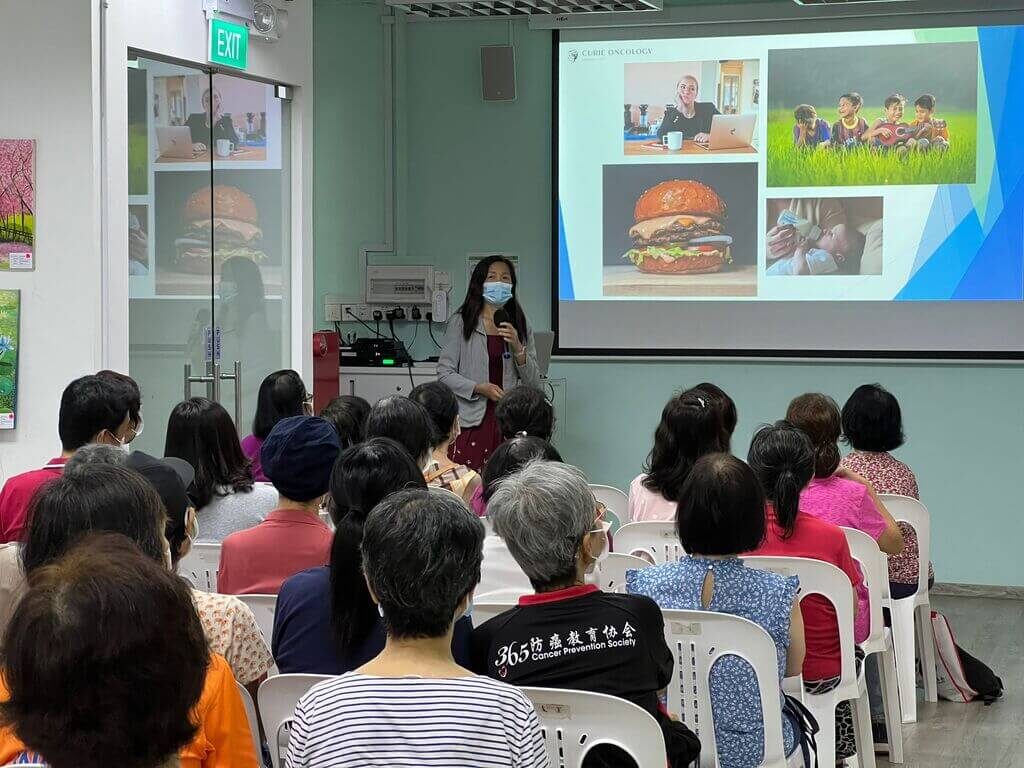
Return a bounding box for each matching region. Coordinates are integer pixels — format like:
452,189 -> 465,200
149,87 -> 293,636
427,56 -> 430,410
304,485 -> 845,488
555,23 -> 1024,356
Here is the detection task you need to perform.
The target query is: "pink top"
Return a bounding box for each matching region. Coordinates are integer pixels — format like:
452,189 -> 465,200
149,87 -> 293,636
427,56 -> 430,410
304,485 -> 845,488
240,434 -> 267,483
800,475 -> 887,540
627,474 -> 678,522
217,508 -> 332,595
0,457 -> 67,543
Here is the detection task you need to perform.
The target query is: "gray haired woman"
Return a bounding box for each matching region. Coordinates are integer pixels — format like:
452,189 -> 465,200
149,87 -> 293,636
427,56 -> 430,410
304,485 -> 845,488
470,459 -> 699,768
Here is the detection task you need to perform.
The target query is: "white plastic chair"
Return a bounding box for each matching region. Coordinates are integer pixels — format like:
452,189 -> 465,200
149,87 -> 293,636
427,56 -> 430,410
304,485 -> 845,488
236,679 -> 263,762
661,609 -> 792,768
744,556 -> 876,768
878,494 -> 937,724
522,687 -> 668,768
178,542 -> 221,591
594,552 -> 651,593
471,597 -> 521,627
237,594 -> 278,646
842,528 -> 904,763
258,673 -> 332,768
589,484 -> 630,529
613,521 -> 686,564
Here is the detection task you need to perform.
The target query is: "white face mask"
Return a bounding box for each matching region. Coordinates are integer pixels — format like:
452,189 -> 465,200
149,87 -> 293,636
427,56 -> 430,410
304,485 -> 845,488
584,520 -> 612,575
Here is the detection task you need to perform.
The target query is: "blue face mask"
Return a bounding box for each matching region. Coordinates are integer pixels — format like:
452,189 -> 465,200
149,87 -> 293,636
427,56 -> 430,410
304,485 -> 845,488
482,281 -> 513,306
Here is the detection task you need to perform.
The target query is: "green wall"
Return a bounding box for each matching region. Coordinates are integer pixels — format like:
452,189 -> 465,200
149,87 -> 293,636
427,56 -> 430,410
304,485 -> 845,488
314,3 -> 1024,587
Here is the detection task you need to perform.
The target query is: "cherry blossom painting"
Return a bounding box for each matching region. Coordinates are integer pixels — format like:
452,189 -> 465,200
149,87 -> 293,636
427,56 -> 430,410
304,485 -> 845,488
0,140 -> 35,271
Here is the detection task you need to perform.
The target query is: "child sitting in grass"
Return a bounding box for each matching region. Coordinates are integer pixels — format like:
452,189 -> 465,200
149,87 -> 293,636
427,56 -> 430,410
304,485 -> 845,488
792,104 -> 831,150
830,92 -> 869,149
907,93 -> 950,152
767,222 -> 865,276
863,93 -> 912,154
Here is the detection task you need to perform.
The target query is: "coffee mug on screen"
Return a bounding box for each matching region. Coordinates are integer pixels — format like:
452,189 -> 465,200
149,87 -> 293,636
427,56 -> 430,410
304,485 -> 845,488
215,139 -> 235,157
662,131 -> 684,151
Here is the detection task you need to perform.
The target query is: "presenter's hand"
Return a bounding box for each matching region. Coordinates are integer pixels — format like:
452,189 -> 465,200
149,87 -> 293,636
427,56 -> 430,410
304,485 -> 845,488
767,225 -> 797,258
192,142 -> 208,152
496,323 -> 524,355
474,383 -> 505,402
694,132 -> 710,144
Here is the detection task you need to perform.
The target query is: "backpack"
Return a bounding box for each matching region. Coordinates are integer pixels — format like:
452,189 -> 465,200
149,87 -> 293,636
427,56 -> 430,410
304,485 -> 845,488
931,610 -> 1003,704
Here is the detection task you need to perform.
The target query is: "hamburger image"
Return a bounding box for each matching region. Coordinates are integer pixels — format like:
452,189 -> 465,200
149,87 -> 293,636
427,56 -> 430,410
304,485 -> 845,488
174,185 -> 267,274
623,179 -> 733,274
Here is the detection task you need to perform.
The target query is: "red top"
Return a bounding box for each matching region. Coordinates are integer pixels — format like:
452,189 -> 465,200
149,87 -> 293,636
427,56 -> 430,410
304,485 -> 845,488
747,503 -> 862,681
217,508 -> 332,595
0,457 -> 67,543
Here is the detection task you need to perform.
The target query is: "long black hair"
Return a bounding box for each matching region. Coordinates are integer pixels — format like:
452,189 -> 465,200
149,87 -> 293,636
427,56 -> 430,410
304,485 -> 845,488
747,421 -> 815,540
329,438 -> 426,657
481,436 -> 563,502
165,397 -> 254,509
252,370 -> 308,440
409,381 -> 459,448
458,255 -> 527,342
643,388 -> 725,502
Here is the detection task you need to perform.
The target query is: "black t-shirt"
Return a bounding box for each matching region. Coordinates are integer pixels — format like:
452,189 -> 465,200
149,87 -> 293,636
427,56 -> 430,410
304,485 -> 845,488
657,103 -> 720,140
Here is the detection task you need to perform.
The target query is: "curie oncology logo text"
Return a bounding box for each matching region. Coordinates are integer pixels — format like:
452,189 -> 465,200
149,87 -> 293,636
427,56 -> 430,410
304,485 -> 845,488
569,47 -> 654,61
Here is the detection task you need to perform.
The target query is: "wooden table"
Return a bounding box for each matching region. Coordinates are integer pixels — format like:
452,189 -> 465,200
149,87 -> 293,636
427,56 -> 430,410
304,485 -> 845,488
156,147 -> 268,164
623,140 -> 757,156
603,264 -> 757,297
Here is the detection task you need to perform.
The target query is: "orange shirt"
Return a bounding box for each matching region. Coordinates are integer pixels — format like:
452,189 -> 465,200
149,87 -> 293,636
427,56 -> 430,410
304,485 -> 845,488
0,653 -> 257,768
910,118 -> 949,141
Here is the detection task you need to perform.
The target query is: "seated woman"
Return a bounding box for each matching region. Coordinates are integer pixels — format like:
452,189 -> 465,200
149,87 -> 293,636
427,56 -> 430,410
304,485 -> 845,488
286,488 -> 546,768
273,438 -> 472,674
746,422 -> 866,766
495,385 -> 555,441
840,383 -> 933,599
695,382 -> 738,451
628,388 -> 725,522
319,394 -> 371,448
365,395 -> 434,469
165,397 -> 278,541
471,435 -> 562,518
0,535 -> 212,768
243,369 -> 312,481
627,453 -> 806,768
474,459 -> 699,768
6,466 -> 258,768
410,381 -> 481,502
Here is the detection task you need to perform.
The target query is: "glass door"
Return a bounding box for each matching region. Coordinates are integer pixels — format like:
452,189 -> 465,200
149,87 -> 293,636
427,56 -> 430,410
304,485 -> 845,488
127,54 -> 291,454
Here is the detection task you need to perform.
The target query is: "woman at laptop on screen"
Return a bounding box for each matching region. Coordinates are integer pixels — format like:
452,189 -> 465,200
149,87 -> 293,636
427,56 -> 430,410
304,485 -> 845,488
186,87 -> 239,153
437,256 -> 541,471
657,74 -> 720,144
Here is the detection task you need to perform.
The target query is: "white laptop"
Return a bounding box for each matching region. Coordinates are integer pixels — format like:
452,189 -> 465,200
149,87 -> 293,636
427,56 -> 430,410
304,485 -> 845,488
156,126 -> 197,159
696,113 -> 756,151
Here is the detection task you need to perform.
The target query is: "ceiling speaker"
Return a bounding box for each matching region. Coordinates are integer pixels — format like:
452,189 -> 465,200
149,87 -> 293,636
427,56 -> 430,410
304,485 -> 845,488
481,45 -> 516,102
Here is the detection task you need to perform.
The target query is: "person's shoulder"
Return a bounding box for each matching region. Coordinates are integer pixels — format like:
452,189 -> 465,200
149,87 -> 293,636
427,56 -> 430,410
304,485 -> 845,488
799,512 -> 846,541
458,675 -> 537,712
279,566 -> 329,599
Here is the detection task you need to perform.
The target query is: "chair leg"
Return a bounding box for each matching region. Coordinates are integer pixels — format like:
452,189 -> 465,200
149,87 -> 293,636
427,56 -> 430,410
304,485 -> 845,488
852,689 -> 877,768
880,642 -> 904,764
889,599 -> 918,723
805,695 -> 836,768
916,603 -> 938,704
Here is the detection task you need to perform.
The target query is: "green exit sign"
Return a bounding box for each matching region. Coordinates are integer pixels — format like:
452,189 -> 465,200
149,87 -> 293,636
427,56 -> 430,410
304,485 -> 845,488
208,17 -> 248,70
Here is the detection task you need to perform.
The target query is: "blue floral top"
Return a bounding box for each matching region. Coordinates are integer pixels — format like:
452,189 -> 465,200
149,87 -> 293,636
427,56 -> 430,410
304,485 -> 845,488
626,556 -> 799,768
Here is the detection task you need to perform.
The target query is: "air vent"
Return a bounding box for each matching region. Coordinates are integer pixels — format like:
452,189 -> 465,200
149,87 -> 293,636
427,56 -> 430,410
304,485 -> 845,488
387,0 -> 661,18
794,0 -> 913,4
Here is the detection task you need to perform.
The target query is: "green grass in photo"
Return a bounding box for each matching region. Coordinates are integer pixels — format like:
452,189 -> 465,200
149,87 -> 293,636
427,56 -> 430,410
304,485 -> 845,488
129,123 -> 148,196
766,108 -> 977,188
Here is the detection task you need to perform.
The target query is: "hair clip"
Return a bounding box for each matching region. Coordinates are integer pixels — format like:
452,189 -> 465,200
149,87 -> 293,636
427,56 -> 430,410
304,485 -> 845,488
515,430 -> 529,437
696,396 -> 706,408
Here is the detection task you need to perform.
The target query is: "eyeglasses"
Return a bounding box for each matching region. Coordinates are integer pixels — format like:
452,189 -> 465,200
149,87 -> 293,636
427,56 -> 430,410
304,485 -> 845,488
590,503 -> 611,536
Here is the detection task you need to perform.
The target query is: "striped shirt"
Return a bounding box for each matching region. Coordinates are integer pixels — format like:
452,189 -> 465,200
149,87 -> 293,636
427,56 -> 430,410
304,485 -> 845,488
285,672 -> 548,768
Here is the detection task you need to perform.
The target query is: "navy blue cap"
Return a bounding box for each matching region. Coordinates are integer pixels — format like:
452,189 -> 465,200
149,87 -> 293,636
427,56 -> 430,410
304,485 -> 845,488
261,416 -> 341,502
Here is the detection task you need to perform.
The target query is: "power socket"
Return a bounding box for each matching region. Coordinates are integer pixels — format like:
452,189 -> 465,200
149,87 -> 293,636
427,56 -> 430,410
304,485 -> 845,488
325,303 -> 342,322
411,306 -> 422,320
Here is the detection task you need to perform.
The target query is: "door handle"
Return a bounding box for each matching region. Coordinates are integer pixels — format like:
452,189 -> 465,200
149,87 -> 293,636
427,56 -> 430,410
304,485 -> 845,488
184,363 -> 216,400
217,361 -> 243,430
184,362 -> 242,429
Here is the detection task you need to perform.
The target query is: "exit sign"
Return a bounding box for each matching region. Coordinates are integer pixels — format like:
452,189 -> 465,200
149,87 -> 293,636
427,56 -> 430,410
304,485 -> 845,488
208,17 -> 248,71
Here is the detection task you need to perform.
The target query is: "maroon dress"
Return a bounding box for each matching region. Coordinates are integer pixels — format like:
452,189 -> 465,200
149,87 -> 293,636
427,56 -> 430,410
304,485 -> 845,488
451,335 -> 505,471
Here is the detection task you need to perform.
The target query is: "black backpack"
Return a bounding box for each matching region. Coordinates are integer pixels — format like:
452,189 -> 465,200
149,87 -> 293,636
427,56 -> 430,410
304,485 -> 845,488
959,645 -> 1004,704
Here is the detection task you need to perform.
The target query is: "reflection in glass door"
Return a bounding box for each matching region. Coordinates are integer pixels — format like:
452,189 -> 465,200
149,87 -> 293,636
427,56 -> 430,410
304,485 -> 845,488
127,54 -> 291,455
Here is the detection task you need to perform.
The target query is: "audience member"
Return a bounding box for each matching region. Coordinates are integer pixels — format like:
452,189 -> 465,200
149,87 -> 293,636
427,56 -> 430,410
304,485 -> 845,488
496,386 -> 555,441
746,422 -> 865,764
218,416 -> 339,595
319,394 -> 371,449
286,488 -> 546,768
242,369 -> 312,481
97,369 -> 145,440
628,454 -> 807,768
786,393 -> 904,556
0,535 -> 210,768
629,388 -> 725,522
0,374 -> 135,542
476,459 -> 699,768
471,435 -> 562,518
364,395 -> 434,468
410,381 -> 481,502
165,397 -> 277,541
840,384 -> 933,599
274,438 -> 473,674
695,382 -> 738,451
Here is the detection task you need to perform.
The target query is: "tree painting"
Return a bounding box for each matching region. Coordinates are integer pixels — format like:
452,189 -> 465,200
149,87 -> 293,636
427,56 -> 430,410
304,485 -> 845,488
0,140 -> 35,270
0,291 -> 20,429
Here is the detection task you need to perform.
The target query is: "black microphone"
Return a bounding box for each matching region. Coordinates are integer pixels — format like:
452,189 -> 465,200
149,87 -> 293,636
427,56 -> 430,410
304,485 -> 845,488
493,308 -> 511,359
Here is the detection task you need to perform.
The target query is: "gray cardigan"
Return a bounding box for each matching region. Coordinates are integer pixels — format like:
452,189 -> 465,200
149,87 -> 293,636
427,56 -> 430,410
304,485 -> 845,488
437,313 -> 542,428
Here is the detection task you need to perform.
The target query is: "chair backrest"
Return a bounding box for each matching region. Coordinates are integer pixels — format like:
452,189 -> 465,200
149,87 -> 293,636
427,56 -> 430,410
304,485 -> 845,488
841,527 -> 888,647
594,552 -> 652,593
743,556 -> 857,689
178,542 -> 221,592
589,484 -> 630,528
237,593 -> 278,646
236,680 -> 263,760
661,609 -> 789,768
471,598 -> 520,627
613,521 -> 686,564
258,673 -> 333,768
522,686 -> 668,768
878,494 -> 931,597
